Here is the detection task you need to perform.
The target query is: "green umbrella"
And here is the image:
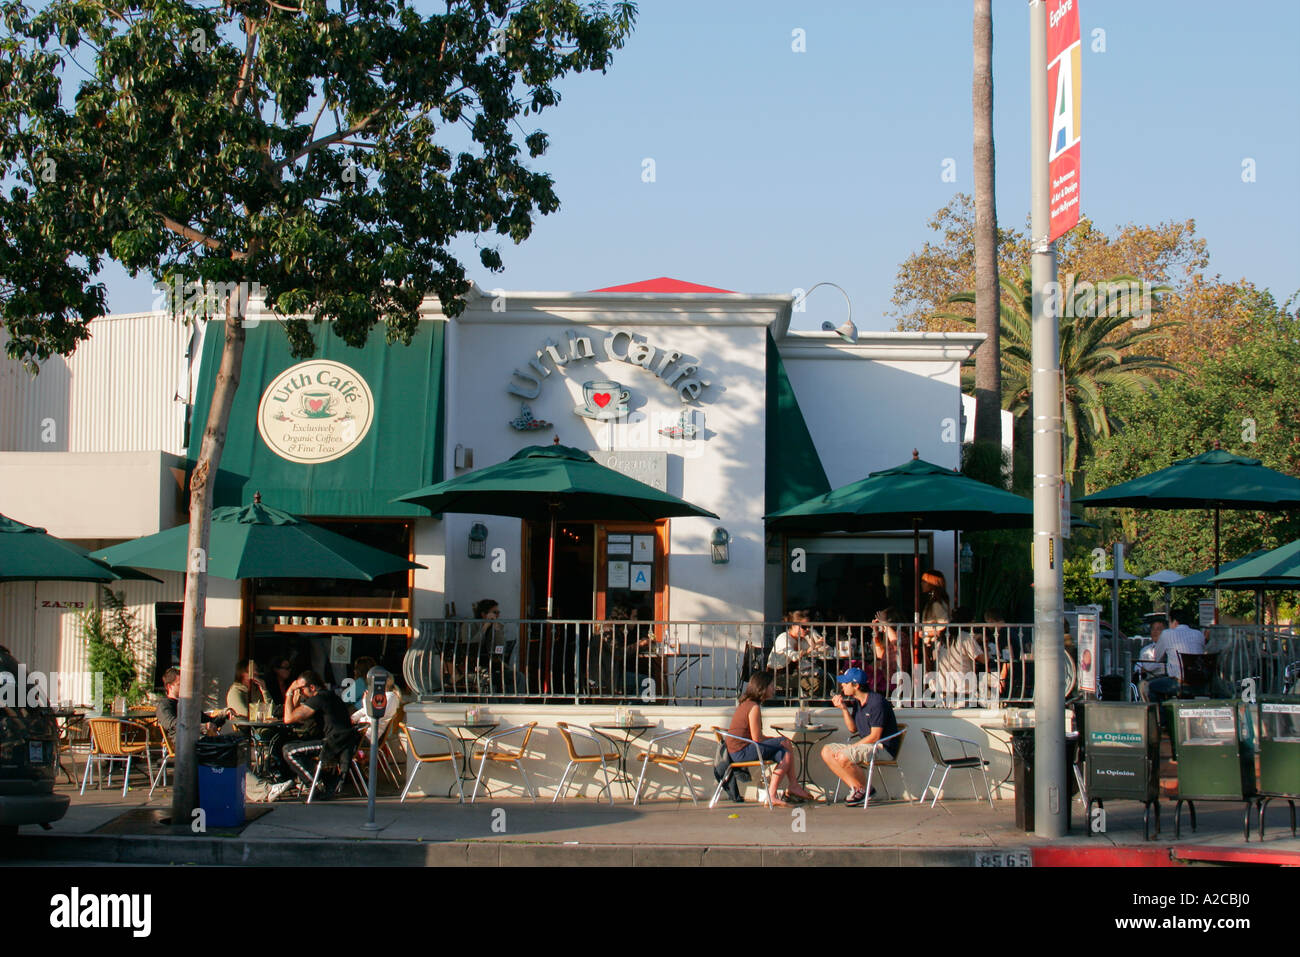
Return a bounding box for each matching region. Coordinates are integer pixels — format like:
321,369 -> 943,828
393,443 -> 718,617
90,495 -> 424,580
1077,448 -> 1300,576
1169,550 -> 1272,590
766,452 -> 1048,622
1210,539 -> 1300,589
0,512 -> 156,583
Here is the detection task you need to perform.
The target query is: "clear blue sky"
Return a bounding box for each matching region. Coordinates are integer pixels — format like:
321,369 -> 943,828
99,0 -> 1300,333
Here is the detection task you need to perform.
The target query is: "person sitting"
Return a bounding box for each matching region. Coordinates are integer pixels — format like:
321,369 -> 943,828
350,672 -> 404,745
270,670 -> 361,802
934,606 -> 988,706
344,656 -> 378,711
224,661 -> 268,719
265,657 -> 295,717
1141,607 -> 1206,704
156,667 -> 232,740
919,569 -> 951,669
768,609 -> 828,699
723,670 -> 815,807
820,667 -> 901,806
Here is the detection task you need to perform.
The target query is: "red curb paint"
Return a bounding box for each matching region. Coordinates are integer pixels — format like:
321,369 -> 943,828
1173,845 -> 1300,866
1032,846 -> 1183,867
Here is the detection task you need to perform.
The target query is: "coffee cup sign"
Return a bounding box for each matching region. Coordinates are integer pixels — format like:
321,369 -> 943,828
577,380 -> 630,420
258,360 -> 375,464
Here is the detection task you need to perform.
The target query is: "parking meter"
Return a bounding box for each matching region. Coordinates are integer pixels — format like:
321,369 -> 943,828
361,666 -> 390,831
365,666 -> 390,719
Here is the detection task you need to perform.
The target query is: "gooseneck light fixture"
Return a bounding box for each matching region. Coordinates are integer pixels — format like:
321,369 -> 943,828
794,281 -> 857,344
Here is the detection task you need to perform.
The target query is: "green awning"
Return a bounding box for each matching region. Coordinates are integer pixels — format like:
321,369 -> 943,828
765,330 -> 831,514
188,320 -> 445,516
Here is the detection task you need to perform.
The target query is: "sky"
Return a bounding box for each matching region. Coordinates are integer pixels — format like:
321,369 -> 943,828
97,0 -> 1300,334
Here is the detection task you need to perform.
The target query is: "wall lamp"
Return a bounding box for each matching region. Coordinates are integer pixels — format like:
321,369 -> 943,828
468,522 -> 488,559
793,281 -> 857,344
711,527 -> 731,565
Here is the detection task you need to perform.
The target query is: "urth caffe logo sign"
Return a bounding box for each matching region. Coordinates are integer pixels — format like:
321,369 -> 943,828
257,360 -> 375,464
507,329 -> 710,404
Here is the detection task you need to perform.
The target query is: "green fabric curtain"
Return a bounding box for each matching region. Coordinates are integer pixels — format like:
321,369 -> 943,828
188,320 -> 445,516
765,330 -> 831,515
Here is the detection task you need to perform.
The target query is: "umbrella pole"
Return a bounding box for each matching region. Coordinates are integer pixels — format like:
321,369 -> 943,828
913,519 -> 922,672
1213,507 -> 1221,624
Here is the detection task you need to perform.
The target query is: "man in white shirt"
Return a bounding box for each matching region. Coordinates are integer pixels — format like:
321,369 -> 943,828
768,610 -> 827,697
1142,607 -> 1206,702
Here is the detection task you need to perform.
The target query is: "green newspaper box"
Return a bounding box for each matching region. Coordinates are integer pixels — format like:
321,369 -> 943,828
1168,699 -> 1256,839
1083,701 -> 1161,839
1257,695 -> 1300,839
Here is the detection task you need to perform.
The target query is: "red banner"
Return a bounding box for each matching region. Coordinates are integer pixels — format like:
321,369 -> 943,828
1047,0 -> 1081,241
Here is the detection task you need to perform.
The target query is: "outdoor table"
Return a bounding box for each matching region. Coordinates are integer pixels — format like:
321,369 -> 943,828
231,719 -> 288,780
773,724 -> 837,798
591,723 -> 656,800
660,651 -> 710,702
442,722 -> 501,797
978,722 -> 1017,791
52,709 -> 88,784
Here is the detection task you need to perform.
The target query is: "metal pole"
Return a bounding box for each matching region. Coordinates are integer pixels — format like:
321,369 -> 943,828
1111,542 -> 1122,676
363,725 -> 380,830
1029,0 -> 1067,839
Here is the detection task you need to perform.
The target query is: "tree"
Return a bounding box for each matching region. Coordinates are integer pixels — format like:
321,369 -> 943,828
971,0 -> 1001,448
2,0 -> 636,819
941,267 -> 1177,488
1087,298 -> 1300,620
891,198 -> 1208,333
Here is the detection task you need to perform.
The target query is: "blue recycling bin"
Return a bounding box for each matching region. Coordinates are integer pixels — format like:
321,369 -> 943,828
196,735 -> 249,827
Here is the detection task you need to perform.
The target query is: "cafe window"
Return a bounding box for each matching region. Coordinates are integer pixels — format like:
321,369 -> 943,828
782,535 -> 930,622
244,519 -> 414,683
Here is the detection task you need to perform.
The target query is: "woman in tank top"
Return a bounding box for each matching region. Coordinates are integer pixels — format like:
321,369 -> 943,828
724,670 -> 815,806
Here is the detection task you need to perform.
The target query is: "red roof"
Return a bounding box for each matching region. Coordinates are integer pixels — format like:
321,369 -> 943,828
591,277 -> 736,294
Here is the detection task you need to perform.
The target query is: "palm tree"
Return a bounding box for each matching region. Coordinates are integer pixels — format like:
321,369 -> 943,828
972,0 -> 1002,448
941,267 -> 1179,487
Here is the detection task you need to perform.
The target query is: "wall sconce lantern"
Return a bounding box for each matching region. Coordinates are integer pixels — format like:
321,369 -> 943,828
468,523 -> 488,559
711,527 -> 731,565
960,541 -> 974,573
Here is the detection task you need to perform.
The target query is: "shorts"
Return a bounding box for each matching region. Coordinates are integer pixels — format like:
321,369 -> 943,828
728,738 -> 789,765
825,740 -> 895,765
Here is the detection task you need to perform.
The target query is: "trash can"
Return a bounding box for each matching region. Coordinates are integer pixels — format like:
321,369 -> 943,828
1167,699 -> 1256,839
1257,695 -> 1300,839
196,735 -> 249,828
1083,701 -> 1160,839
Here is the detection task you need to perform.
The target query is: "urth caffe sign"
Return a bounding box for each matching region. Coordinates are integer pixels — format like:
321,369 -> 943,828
507,329 -> 710,403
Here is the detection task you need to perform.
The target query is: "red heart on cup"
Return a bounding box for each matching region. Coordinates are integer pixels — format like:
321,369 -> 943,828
308,398 -> 325,412
592,393 -> 611,408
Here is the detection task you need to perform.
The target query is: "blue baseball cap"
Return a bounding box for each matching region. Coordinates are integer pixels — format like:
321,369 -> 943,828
836,667 -> 868,686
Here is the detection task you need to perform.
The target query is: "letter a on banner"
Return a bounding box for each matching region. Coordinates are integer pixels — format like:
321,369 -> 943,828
1047,0 -> 1081,241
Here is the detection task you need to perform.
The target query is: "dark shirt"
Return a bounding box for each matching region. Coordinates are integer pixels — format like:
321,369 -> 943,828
299,689 -> 358,765
156,696 -> 178,739
848,692 -> 899,757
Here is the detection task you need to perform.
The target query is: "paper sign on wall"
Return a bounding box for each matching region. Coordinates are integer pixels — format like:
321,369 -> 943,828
608,561 -> 630,589
608,534 -> 632,556
1076,612 -> 1098,694
630,564 -> 652,592
329,635 -> 353,664
632,535 -> 654,562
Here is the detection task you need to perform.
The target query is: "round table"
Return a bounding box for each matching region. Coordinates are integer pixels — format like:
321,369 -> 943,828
232,719 -> 289,779
773,724 -> 838,798
442,722 -> 501,797
591,724 -> 656,800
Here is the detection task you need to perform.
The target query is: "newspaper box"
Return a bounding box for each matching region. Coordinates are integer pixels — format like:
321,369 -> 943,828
1083,701 -> 1160,839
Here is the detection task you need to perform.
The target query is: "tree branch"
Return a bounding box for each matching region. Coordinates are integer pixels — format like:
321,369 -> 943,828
231,18 -> 261,110
157,214 -> 248,260
276,109 -> 383,170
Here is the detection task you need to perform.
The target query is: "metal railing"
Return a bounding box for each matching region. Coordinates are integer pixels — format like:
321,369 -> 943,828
1205,625 -> 1299,696
403,618 -> 1045,709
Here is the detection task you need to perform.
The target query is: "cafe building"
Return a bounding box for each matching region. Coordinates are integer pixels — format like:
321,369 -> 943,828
1,278 -> 1009,798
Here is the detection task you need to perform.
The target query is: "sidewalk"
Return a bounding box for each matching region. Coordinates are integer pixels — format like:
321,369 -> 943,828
4,780 -> 1297,866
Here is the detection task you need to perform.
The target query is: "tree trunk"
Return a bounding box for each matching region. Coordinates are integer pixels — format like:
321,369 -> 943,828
972,0 -> 1002,446
171,295 -> 245,824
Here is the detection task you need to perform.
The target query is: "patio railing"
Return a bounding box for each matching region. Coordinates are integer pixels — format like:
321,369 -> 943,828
1206,625 -> 1299,696
403,618 -> 1048,709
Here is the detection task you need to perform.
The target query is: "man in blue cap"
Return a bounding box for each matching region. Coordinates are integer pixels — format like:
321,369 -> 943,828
821,667 -> 900,806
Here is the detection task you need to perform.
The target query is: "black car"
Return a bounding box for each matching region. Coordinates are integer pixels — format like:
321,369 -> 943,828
0,648 -> 70,838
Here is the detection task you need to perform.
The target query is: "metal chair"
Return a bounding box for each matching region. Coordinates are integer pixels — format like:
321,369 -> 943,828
554,722 -> 619,804
917,728 -> 994,808
1176,652 -> 1219,698
471,722 -> 538,802
148,728 -> 176,797
708,727 -> 777,809
397,722 -> 462,803
632,724 -> 701,806
305,732 -> 364,804
831,724 -> 908,808
81,718 -> 154,797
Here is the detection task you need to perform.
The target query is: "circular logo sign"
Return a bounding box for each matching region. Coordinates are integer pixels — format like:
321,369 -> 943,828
257,360 -> 375,464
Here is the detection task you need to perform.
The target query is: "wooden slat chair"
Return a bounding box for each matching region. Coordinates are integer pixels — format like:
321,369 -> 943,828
709,727 -> 778,809
81,718 -> 154,797
632,724 -> 700,806
554,722 -> 619,804
830,724 -> 909,808
471,722 -> 538,802
397,722 -> 462,803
